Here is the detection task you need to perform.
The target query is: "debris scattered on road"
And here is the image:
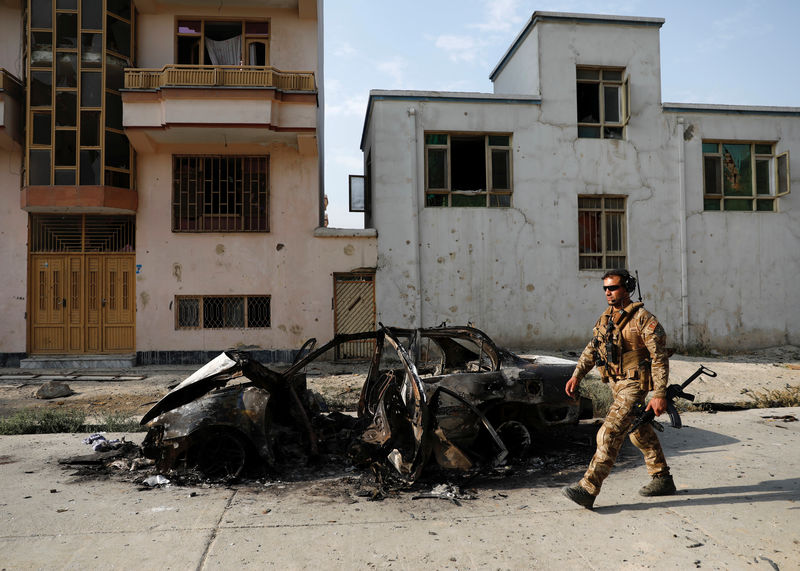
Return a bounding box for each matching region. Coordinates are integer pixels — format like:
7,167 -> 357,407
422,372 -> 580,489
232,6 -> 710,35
761,414 -> 797,422
412,483 -> 477,505
83,433 -> 123,452
143,475 -> 170,487
35,381 -> 73,399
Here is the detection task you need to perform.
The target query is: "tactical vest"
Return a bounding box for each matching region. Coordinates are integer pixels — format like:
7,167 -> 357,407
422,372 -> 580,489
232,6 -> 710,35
591,302 -> 651,384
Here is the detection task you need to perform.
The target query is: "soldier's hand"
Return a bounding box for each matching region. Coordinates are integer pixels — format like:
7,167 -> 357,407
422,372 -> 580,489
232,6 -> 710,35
646,397 -> 668,416
565,377 -> 580,399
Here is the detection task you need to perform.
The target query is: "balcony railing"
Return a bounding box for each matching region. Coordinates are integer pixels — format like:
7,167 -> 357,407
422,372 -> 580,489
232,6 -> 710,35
124,65 -> 316,92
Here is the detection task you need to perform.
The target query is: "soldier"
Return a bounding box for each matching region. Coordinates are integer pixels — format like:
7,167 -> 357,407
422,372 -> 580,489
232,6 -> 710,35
562,269 -> 675,509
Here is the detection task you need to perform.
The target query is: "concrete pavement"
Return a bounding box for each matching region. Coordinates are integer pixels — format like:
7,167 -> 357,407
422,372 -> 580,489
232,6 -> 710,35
1,407 -> 798,569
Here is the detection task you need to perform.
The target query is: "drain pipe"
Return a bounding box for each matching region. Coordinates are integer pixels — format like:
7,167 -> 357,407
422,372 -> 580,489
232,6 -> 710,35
408,106 -> 423,329
677,117 -> 689,347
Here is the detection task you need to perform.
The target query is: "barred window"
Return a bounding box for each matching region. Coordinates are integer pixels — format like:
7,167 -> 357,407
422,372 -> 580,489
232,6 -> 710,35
702,142 -> 790,211
578,196 -> 626,270
175,295 -> 270,329
172,156 -> 269,232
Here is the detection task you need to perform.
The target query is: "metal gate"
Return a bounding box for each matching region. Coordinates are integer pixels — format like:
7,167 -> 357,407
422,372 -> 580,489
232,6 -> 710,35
333,272 -> 375,359
28,215 -> 136,354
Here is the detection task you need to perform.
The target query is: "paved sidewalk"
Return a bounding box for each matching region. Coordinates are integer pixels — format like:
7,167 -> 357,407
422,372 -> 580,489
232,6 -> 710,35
1,407 -> 798,569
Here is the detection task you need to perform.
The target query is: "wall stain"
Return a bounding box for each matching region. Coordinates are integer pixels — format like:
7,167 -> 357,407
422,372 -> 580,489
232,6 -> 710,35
344,244 -> 355,256
140,291 -> 150,308
172,263 -> 182,282
216,244 -> 225,255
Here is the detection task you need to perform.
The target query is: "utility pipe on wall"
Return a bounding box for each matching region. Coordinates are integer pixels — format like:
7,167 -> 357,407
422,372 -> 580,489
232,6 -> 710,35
677,117 -> 690,347
408,106 -> 423,328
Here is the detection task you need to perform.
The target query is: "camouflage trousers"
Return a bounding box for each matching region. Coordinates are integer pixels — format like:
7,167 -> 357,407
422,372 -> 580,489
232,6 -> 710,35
580,378 -> 669,496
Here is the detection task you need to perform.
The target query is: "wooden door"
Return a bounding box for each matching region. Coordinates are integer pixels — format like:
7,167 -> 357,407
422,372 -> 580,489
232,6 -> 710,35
101,255 -> 135,352
30,255 -> 67,352
29,253 -> 135,354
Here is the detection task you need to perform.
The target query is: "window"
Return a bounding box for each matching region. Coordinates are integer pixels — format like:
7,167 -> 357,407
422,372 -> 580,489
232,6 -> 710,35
576,67 -> 629,139
172,156 -> 269,232
176,19 -> 269,66
175,295 -> 270,329
25,0 -> 133,188
578,196 -> 626,270
702,142 -> 791,211
424,133 -> 512,207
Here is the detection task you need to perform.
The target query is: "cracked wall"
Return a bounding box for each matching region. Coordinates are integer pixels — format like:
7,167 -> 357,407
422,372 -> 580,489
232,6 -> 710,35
365,17 -> 799,350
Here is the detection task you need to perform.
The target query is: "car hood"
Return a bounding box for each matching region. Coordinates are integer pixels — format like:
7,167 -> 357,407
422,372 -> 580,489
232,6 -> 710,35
140,351 -> 280,425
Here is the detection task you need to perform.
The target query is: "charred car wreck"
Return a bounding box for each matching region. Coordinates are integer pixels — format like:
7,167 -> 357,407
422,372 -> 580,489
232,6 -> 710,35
141,326 -> 592,484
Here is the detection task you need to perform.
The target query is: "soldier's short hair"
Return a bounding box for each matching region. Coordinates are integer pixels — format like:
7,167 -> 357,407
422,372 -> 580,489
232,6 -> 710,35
602,269 -> 636,293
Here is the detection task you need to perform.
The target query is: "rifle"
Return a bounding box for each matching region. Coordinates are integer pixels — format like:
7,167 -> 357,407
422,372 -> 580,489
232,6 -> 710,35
628,365 -> 717,434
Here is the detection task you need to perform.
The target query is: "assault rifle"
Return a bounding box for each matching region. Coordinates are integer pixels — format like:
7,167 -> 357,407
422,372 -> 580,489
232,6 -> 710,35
628,365 -> 717,434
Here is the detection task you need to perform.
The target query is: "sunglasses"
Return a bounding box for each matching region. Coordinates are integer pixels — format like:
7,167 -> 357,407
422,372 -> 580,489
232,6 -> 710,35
603,285 -> 622,292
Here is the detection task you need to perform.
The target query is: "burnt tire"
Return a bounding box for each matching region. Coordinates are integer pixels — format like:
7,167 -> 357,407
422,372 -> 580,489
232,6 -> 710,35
496,420 -> 532,459
187,429 -> 248,479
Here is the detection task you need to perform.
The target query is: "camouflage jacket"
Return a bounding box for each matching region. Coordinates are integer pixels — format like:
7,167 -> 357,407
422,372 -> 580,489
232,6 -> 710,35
572,302 -> 669,398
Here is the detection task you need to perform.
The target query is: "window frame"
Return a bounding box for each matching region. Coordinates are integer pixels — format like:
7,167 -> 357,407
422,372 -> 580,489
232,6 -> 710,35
702,141 -> 790,212
423,132 -> 513,208
175,294 -> 271,330
577,195 -> 627,271
175,18 -> 270,66
576,66 -> 630,140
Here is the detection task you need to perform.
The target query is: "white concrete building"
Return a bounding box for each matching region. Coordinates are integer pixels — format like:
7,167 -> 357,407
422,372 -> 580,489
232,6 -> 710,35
360,12 -> 798,351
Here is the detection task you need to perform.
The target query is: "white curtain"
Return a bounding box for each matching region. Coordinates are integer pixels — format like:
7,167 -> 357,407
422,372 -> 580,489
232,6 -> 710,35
205,35 -> 242,65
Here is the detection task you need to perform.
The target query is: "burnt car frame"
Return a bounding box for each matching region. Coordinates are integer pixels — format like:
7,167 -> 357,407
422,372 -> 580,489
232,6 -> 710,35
140,325 -> 591,483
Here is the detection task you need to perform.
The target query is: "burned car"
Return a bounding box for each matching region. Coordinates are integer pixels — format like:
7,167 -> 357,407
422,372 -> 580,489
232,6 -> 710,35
140,325 -> 591,483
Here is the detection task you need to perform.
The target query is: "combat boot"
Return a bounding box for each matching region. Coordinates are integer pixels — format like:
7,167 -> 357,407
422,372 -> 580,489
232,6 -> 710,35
638,474 -> 676,497
562,483 -> 596,509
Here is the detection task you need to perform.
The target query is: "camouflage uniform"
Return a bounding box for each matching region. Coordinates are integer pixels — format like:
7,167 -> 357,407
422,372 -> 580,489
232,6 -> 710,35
572,301 -> 670,496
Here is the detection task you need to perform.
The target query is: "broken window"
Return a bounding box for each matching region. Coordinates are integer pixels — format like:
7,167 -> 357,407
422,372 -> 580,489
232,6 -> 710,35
702,142 -> 790,211
172,156 -> 269,232
578,196 -> 626,270
576,67 -> 629,140
175,295 -> 270,329
424,133 -> 512,207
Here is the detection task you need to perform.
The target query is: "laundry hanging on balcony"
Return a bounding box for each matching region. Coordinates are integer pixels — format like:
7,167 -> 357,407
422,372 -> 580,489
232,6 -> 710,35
205,35 -> 242,66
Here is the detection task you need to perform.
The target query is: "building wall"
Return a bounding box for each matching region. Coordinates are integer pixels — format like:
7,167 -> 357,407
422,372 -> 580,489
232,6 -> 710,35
366,17 -> 799,350
0,3 -> 23,78
0,2 -> 26,360
135,144 -> 376,354
129,1 -> 375,359
0,147 -> 26,358
669,111 -> 800,349
490,25 -> 539,96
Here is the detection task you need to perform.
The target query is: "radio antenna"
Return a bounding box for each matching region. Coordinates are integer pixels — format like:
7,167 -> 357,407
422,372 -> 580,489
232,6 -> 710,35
635,270 -> 643,302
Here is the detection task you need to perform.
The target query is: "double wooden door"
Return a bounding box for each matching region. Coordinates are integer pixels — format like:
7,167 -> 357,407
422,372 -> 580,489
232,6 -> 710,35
30,254 -> 135,354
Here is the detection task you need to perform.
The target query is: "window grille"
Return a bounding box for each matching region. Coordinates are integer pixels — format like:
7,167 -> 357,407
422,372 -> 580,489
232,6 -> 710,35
30,214 -> 135,252
172,155 -> 269,232
175,295 -> 270,329
578,196 -> 626,270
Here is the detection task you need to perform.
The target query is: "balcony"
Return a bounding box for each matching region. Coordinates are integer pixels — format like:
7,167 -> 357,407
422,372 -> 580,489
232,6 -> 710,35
122,65 -> 318,152
0,68 -> 23,150
124,65 -> 316,91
